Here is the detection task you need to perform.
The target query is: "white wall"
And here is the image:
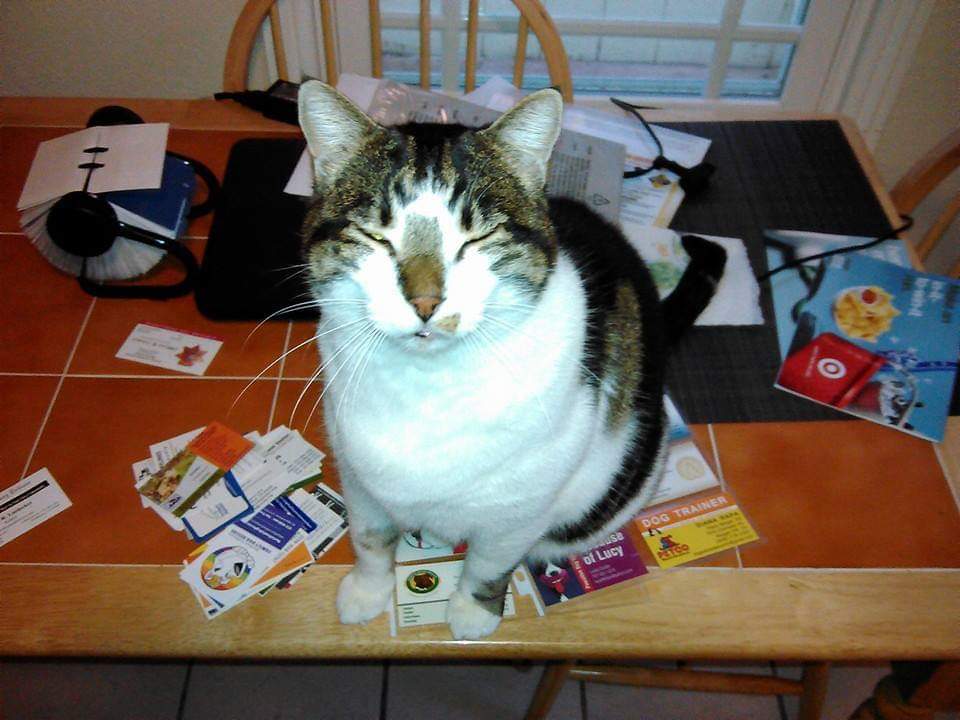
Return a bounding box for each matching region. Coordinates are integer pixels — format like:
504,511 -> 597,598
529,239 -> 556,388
0,0 -> 248,98
873,0 -> 960,275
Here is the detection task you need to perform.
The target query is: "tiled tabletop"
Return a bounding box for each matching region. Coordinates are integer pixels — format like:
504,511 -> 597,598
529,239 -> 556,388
1,104 -> 959,661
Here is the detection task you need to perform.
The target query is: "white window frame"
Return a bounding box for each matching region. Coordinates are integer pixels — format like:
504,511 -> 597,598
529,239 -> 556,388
261,0 -> 934,148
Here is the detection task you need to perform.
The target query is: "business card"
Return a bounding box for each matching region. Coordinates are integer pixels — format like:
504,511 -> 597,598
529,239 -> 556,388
116,322 -> 222,375
635,490 -> 759,569
0,468 -> 72,547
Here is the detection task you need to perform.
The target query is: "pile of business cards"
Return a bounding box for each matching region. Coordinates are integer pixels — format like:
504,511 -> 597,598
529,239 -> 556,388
132,422 -> 348,618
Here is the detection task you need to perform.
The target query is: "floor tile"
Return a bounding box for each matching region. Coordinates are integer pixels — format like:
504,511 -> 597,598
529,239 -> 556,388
0,659 -> 188,720
582,661 -> 782,719
0,376 -> 275,564
0,236 -> 94,373
0,375 -> 59,487
387,661 -> 582,720
182,661 -> 382,720
282,320 -> 323,380
713,421 -> 960,568
776,662 -> 890,720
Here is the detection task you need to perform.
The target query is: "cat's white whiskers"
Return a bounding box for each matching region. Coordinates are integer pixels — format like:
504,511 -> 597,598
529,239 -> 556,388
301,322 -> 376,431
270,264 -> 313,289
291,321 -> 374,428
242,301 -> 322,347
334,326 -> 383,425
231,316 -> 370,414
347,329 -> 385,415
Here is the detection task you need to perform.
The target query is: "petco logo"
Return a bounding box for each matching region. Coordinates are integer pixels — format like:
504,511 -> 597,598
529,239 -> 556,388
656,533 -> 690,561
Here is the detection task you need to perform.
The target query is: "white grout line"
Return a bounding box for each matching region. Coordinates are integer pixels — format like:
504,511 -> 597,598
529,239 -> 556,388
19,298 -> 97,480
933,441 -> 960,514
267,322 -> 294,431
707,423 -> 743,569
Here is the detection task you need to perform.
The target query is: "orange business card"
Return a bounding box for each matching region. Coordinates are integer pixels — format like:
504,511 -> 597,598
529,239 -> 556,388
187,422 -> 254,470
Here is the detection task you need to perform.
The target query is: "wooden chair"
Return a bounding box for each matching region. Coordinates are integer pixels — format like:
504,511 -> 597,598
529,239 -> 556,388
525,660 -> 830,719
222,0 -> 573,101
889,128 -> 960,276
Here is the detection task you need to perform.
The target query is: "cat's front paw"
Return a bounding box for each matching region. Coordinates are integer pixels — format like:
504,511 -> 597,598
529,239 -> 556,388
336,569 -> 393,625
446,590 -> 502,639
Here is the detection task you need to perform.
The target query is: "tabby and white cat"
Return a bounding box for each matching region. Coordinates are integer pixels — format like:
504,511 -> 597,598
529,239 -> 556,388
297,81 -> 724,639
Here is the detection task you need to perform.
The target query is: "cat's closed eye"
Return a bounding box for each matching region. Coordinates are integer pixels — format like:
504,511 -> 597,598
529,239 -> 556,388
457,226 -> 501,260
356,226 -> 395,253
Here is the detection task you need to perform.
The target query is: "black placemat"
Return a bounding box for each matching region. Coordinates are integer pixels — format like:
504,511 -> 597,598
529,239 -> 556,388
196,124 -> 959,423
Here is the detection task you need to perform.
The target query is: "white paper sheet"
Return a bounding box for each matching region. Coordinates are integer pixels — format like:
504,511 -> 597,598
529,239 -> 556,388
18,124 -> 169,210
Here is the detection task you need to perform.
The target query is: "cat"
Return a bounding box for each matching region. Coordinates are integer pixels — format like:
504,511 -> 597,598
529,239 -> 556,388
296,81 -> 725,639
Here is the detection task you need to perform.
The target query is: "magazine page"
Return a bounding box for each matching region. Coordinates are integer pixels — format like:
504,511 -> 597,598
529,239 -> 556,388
775,252 -> 960,441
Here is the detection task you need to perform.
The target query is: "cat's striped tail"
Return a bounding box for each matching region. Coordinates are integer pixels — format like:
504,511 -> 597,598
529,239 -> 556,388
661,234 -> 727,346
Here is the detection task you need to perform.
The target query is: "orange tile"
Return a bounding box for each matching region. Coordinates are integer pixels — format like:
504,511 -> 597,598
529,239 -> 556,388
0,376 -> 60,487
68,250 -> 289,378
713,421 -> 960,569
0,376 -> 275,564
0,237 -> 94,373
0,127 -> 74,233
282,320 -> 323,380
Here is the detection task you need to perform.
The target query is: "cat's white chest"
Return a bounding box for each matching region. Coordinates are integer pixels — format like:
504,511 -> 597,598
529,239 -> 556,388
320,255 -> 592,513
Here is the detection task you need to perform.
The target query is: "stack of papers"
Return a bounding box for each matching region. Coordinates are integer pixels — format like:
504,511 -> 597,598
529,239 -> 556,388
131,422 -> 348,618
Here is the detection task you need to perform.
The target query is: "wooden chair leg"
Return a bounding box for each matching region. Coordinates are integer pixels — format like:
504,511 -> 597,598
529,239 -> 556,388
525,661 -> 574,720
798,662 -> 831,720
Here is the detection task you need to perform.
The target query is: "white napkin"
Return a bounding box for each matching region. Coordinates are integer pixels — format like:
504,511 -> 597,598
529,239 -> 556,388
621,223 -> 763,326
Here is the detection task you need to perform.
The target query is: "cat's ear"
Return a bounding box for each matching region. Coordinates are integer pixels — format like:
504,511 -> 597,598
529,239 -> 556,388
298,80 -> 381,186
479,88 -> 562,191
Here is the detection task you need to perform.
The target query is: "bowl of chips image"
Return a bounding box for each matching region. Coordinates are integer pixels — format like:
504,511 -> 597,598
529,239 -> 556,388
832,285 -> 900,343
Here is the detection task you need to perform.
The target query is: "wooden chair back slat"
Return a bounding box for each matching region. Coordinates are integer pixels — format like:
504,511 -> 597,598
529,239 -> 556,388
464,0 -> 480,93
419,0 -> 431,90
319,0 -> 338,86
268,5 -> 289,81
513,15 -> 530,89
223,0 -> 573,101
369,0 -> 383,78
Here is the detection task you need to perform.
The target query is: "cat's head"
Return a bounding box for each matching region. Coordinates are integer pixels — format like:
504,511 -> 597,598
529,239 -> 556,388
297,81 -> 562,352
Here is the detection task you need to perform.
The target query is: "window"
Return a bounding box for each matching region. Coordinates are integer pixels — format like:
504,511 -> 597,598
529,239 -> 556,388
263,0 -> 935,140
375,0 -> 810,99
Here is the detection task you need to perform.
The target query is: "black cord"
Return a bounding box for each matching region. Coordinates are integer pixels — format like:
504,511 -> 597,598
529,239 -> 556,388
611,97 -> 716,193
611,97 -> 664,158
757,215 -> 914,284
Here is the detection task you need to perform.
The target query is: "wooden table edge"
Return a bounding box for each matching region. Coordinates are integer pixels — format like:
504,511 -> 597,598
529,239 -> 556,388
2,564 -> 957,661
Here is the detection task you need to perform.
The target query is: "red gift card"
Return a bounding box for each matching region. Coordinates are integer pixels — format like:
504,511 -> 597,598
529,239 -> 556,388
777,332 -> 886,408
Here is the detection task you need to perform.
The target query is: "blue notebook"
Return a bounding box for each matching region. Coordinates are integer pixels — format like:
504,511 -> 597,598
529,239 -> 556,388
101,155 -> 195,239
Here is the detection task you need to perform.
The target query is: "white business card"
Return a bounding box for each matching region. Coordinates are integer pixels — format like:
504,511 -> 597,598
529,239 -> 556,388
116,322 -> 222,375
0,468 -> 73,548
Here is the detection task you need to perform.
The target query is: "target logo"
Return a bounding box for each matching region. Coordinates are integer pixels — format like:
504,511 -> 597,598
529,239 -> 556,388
817,357 -> 847,379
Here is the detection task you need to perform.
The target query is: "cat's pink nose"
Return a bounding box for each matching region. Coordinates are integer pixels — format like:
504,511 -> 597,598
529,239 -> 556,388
410,296 -> 441,321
